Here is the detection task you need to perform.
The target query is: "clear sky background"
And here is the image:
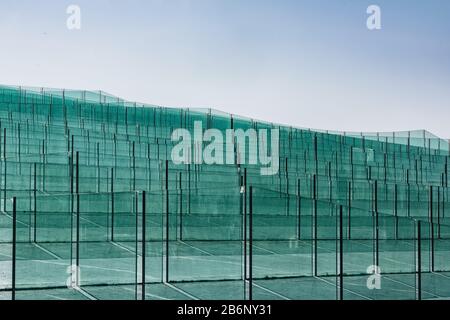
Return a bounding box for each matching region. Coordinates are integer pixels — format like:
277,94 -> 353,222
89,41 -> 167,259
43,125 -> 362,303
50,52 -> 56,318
0,0 -> 449,137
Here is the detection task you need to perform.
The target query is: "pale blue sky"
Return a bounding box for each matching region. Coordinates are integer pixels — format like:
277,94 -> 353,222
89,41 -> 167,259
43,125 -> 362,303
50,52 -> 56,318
0,0 -> 449,137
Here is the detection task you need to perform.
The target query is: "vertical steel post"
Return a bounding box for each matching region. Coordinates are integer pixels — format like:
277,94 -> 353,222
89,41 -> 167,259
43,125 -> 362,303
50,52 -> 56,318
76,152 -> 80,287
313,174 -> 318,276
111,167 -> 115,242
142,191 -> 146,300
12,197 -> 17,301
394,184 -> 398,240
249,186 -> 253,301
430,186 -> 435,272
348,181 -> 352,240
165,160 -> 169,283
375,181 -> 379,267
297,178 -> 301,240
417,221 -> 422,301
339,205 -> 344,300
33,162 -> 37,243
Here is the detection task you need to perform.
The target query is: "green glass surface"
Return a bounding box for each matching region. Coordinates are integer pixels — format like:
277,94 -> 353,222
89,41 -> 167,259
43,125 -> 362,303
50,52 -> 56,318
0,85 -> 449,300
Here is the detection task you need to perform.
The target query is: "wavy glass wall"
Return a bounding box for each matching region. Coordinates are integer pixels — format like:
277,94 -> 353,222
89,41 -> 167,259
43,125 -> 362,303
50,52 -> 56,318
0,85 -> 449,300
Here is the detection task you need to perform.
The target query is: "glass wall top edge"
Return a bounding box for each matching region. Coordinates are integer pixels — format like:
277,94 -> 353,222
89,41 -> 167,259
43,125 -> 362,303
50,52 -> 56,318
1,84 -> 447,141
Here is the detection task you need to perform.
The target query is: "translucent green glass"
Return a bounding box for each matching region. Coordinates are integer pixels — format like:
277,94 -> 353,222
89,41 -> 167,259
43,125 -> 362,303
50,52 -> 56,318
0,85 -> 450,300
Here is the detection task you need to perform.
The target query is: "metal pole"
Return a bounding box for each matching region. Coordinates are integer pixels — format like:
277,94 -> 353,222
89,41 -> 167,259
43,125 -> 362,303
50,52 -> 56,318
375,181 -> 379,267
165,160 -> 169,283
76,152 -> 80,287
33,163 -> 37,243
12,197 -> 17,300
297,178 -> 301,240
313,174 -> 318,276
394,184 -> 398,240
249,186 -> 253,301
348,181 -> 352,240
179,172 -> 183,240
142,191 -> 146,300
111,167 -> 115,242
339,205 -> 344,301
417,221 -> 422,300
430,186 -> 435,272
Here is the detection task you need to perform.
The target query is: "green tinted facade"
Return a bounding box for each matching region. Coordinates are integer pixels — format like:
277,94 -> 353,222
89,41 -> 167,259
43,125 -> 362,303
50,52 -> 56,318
0,84 -> 449,300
